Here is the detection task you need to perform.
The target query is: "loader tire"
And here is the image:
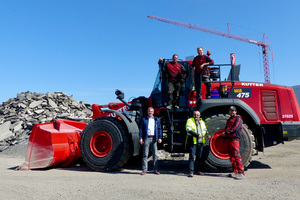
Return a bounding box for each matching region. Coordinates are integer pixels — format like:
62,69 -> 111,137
202,114 -> 255,172
80,117 -> 131,171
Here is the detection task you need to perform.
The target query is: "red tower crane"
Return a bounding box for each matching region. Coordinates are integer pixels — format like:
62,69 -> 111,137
148,15 -> 273,83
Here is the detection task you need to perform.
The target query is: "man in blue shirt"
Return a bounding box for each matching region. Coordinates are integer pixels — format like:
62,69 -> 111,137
139,107 -> 162,175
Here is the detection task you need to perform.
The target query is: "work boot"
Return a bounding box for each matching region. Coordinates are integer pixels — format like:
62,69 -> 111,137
140,171 -> 146,175
196,171 -> 204,175
154,171 -> 160,175
228,173 -> 238,178
234,174 -> 245,180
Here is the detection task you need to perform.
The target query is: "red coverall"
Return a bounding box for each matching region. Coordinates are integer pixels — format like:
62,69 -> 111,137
224,115 -> 244,175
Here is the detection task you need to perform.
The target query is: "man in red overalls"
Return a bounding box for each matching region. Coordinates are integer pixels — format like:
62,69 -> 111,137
191,47 -> 214,99
222,106 -> 245,180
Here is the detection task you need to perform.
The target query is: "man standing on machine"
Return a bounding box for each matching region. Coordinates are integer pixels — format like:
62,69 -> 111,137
191,47 -> 214,99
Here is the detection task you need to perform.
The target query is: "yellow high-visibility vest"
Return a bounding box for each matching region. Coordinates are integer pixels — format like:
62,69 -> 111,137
186,117 -> 208,144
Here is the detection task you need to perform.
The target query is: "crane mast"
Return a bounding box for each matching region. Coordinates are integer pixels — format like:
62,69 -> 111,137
148,15 -> 273,83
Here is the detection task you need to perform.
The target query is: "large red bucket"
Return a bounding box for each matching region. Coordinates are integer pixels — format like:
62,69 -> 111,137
18,119 -> 86,170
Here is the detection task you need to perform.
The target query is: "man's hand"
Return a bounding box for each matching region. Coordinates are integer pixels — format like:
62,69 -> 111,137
158,58 -> 163,64
139,138 -> 144,145
158,139 -> 162,144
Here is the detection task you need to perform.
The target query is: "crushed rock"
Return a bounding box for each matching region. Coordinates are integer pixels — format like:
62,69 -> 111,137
0,91 -> 92,156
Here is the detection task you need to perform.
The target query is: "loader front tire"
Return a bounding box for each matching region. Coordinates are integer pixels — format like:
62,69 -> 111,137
202,114 -> 255,172
80,117 -> 131,171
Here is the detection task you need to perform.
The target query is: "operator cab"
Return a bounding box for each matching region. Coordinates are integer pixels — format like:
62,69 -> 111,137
150,58 -> 241,110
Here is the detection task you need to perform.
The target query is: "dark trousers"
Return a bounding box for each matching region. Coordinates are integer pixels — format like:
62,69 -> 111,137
167,81 -> 181,106
188,143 -> 204,174
195,74 -> 211,99
225,139 -> 244,174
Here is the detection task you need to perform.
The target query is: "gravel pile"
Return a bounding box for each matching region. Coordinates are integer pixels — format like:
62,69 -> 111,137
0,91 -> 93,155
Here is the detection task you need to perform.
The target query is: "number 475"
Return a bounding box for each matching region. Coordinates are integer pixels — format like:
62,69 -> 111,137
236,92 -> 250,98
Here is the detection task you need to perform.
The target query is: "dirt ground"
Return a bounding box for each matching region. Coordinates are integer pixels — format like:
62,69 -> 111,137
0,139 -> 300,200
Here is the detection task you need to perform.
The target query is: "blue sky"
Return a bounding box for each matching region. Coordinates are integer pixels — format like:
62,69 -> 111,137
0,1 -> 299,105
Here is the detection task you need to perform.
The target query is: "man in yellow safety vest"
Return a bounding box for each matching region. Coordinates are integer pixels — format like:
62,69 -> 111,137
186,110 -> 211,177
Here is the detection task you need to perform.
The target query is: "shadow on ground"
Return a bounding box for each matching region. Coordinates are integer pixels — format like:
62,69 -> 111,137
246,160 -> 271,169
11,157 -> 271,175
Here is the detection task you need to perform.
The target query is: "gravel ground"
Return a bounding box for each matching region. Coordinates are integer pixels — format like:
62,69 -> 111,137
0,139 -> 300,200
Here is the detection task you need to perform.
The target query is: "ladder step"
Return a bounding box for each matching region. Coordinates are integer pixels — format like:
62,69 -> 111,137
172,131 -> 185,134
172,142 -> 185,147
172,119 -> 187,123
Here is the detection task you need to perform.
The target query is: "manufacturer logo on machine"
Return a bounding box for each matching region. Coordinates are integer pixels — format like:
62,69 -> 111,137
108,105 -> 129,118
241,83 -> 264,87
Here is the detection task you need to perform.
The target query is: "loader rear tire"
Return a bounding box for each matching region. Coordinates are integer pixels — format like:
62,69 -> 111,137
202,114 -> 255,172
80,117 -> 131,171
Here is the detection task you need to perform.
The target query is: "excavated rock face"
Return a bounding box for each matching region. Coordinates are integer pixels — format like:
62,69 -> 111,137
0,91 -> 92,152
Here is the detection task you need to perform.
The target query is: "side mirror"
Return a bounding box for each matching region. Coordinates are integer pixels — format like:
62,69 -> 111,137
115,89 -> 124,100
115,89 -> 131,109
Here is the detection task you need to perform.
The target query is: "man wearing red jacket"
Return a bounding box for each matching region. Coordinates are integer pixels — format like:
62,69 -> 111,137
191,47 -> 214,99
159,54 -> 186,109
222,106 -> 245,180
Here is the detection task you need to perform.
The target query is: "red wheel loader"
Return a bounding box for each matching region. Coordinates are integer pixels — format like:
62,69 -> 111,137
20,55 -> 300,172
